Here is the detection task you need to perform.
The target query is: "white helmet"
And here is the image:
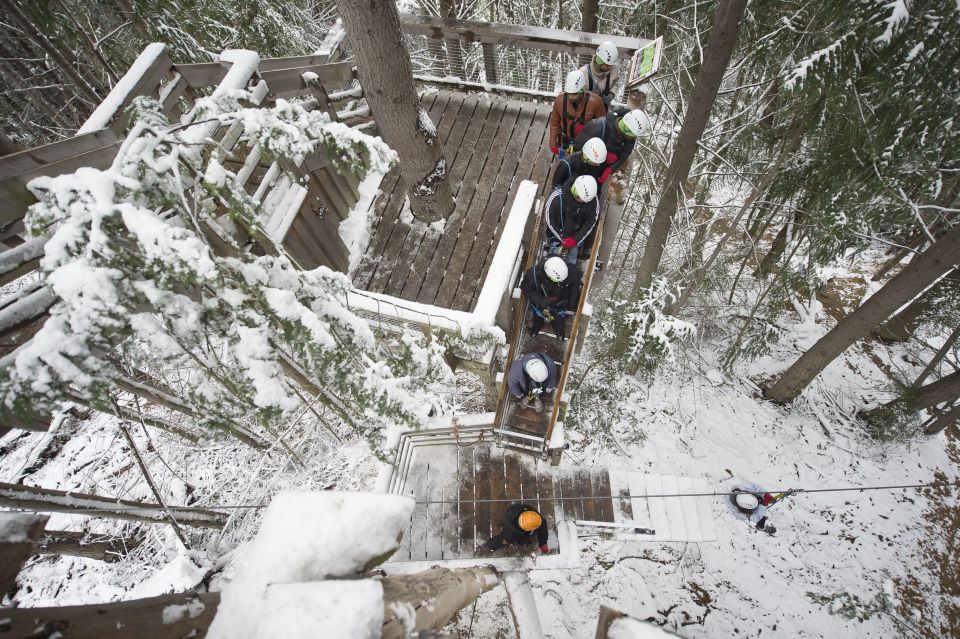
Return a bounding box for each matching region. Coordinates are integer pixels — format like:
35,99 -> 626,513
564,69 -> 586,94
735,493 -> 759,510
620,109 -> 650,137
595,41 -> 619,66
571,175 -> 598,202
543,256 -> 568,283
581,137 -> 606,165
524,357 -> 549,383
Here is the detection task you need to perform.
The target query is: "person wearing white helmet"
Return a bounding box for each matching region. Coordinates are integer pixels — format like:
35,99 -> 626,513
579,40 -> 621,107
726,482 -> 778,534
544,174 -> 600,264
507,352 -> 558,413
519,255 -> 582,341
572,106 -> 649,203
549,69 -> 607,158
551,136 -> 607,189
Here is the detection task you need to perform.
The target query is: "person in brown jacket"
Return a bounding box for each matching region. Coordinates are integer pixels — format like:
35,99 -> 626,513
549,70 -> 606,158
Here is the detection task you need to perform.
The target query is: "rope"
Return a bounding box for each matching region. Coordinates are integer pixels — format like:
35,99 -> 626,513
3,481 -> 956,516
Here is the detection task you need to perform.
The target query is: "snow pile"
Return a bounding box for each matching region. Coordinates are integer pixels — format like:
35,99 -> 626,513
258,581 -> 384,639
608,617 -> 678,639
208,491 -> 414,639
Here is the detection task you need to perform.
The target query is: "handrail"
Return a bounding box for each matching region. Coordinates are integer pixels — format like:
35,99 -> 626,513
399,14 -> 650,56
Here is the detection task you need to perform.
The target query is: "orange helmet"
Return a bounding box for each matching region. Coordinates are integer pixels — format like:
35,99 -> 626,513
518,510 -> 542,532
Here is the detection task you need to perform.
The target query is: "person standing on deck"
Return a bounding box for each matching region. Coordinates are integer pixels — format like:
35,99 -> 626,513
573,107 -> 648,204
545,174 -> 600,264
579,41 -> 621,109
508,352 -> 558,413
551,137 -> 607,191
726,482 -> 778,534
485,503 -> 550,554
520,256 -> 581,341
549,70 -> 606,158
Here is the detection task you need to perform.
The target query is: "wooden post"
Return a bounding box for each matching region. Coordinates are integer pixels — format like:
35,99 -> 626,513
0,592 -> 220,638
482,43 -> 499,84
0,512 -> 48,593
302,72 -> 339,122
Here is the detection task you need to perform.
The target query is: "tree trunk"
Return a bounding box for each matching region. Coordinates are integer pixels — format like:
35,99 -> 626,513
912,326 -> 960,389
631,0 -> 749,296
0,481 -> 228,529
338,0 -> 455,222
37,530 -> 143,562
765,223 -> 960,403
380,567 -> 499,638
0,592 -> 219,639
923,401 -> 960,435
581,0 -> 599,32
873,294 -> 926,343
0,513 -> 48,594
908,369 -> 960,412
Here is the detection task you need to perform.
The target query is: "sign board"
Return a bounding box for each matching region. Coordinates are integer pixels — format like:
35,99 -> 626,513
626,36 -> 663,88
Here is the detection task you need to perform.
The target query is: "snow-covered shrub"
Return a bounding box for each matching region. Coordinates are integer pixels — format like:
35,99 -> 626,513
0,93 -> 450,457
566,278 -> 694,446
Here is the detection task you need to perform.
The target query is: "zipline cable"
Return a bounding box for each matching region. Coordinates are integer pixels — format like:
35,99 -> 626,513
2,480 -> 957,515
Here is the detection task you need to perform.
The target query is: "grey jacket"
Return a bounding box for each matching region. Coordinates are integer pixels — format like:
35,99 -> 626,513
508,353 -> 558,398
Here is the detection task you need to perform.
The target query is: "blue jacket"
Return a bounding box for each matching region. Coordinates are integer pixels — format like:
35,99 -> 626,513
507,352 -> 558,398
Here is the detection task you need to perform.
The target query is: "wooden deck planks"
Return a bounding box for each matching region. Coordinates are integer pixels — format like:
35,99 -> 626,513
457,444 -> 476,556
396,92 -> 481,301
432,98 -> 524,309
366,91 -> 452,293
381,91 -> 468,297
592,471 -> 615,522
473,445 -> 492,549
409,96 -> 506,306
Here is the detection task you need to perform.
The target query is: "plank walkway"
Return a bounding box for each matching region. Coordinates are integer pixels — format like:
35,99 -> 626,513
392,441 -> 615,562
354,89 -> 554,312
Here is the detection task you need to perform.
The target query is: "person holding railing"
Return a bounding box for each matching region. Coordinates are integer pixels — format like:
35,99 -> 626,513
579,41 -> 621,109
544,175 -> 600,264
507,352 -> 558,414
520,256 -> 582,342
549,70 -> 606,159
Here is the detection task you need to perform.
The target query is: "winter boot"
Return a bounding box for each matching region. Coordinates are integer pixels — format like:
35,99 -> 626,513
761,523 -> 777,535
519,397 -> 530,410
532,396 -> 543,413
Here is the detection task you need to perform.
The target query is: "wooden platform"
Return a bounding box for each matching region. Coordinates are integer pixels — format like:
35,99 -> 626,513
392,441 -> 624,562
354,89 -> 554,312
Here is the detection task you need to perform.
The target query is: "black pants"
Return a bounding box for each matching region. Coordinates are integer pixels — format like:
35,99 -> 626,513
486,534 -> 533,552
529,307 -> 567,338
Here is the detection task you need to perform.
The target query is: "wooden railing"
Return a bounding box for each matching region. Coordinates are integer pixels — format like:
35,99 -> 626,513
399,14 -> 650,97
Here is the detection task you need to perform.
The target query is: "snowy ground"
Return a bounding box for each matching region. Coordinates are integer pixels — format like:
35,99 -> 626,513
448,280 -> 958,638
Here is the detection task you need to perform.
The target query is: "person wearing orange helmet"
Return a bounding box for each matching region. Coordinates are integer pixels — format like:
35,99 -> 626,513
484,502 -> 550,554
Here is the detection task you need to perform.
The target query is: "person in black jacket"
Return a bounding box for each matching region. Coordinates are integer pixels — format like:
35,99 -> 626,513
519,256 -> 581,340
572,107 -> 648,201
551,137 -> 607,190
485,503 -> 550,554
545,175 -> 600,264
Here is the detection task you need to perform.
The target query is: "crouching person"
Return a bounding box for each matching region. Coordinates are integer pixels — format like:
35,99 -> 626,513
726,482 -> 777,534
508,352 -> 557,413
485,503 -> 550,554
520,256 -> 582,341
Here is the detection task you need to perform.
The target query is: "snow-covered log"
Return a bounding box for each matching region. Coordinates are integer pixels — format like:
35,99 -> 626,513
36,529 -> 142,562
381,567 -> 500,638
0,482 -> 228,529
0,591 -> 219,639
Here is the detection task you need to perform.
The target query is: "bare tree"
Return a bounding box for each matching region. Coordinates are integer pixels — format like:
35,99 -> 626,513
631,0 -> 749,295
765,223 -> 960,404
581,0 -> 599,32
338,0 -> 455,223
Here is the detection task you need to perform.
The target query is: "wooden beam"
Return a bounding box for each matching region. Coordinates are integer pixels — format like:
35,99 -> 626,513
0,513 -> 48,594
399,14 -> 649,55
0,482 -> 228,529
0,591 -> 219,639
261,61 -> 356,99
0,128 -> 119,182
0,236 -> 45,286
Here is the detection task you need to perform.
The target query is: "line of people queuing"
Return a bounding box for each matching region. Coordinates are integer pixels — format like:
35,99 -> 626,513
507,41 -> 649,416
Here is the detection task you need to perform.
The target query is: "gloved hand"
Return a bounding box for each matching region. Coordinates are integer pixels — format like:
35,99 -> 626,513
561,237 -> 576,248
542,308 -> 554,322
598,167 -> 613,184
550,146 -> 560,156
605,152 -> 618,164
539,543 -> 549,554
573,123 -> 585,135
